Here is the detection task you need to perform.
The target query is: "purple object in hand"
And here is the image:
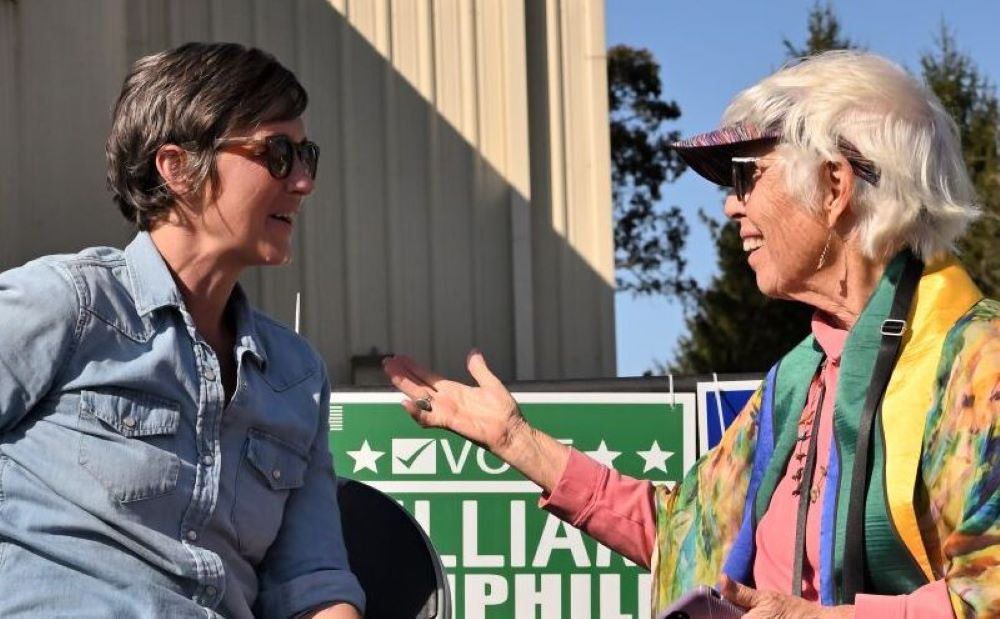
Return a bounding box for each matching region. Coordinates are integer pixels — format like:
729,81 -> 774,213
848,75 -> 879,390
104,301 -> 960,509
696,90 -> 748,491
655,585 -> 745,619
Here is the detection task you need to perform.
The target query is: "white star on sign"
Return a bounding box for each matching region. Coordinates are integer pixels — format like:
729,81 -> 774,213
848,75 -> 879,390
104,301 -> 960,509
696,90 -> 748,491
346,439 -> 384,473
585,440 -> 621,468
636,440 -> 673,474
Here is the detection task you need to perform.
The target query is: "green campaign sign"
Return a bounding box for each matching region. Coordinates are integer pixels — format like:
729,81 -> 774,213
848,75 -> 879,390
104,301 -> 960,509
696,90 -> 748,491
329,392 -> 697,618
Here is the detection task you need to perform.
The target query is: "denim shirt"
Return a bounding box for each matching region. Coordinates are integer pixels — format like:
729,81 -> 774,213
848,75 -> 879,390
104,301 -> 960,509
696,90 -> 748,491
0,233 -> 364,618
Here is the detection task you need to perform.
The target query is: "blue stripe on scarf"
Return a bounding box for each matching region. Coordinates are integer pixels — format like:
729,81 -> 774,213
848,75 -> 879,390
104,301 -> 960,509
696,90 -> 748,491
723,363 -> 779,583
820,435 -> 840,605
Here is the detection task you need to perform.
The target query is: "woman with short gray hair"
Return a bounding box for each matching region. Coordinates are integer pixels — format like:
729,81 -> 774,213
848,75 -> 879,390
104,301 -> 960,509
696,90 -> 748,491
721,51 -> 977,262
0,42 -> 363,618
384,51 -> 999,618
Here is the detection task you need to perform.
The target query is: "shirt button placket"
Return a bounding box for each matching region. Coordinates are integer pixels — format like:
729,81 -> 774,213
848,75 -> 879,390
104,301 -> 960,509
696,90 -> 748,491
177,329 -> 226,608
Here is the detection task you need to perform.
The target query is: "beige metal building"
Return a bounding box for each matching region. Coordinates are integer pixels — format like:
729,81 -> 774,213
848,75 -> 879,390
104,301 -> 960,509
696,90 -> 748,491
0,0 -> 615,384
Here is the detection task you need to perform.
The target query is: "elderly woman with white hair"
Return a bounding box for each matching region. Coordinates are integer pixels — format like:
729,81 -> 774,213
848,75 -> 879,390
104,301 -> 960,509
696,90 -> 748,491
384,50 -> 999,618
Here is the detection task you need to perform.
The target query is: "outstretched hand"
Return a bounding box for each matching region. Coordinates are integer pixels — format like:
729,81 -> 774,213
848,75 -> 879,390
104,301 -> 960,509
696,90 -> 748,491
381,350 -> 526,456
718,575 -> 854,618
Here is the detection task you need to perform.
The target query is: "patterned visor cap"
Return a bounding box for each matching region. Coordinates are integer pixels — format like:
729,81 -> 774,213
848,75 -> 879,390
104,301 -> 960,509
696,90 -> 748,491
670,122 -> 781,187
671,122 -> 880,188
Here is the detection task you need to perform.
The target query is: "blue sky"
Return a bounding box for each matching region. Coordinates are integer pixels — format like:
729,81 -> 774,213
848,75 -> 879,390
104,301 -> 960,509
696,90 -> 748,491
608,1 -> 1000,376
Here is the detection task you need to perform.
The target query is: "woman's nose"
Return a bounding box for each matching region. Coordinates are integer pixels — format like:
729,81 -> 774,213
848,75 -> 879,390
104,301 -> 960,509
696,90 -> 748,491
287,162 -> 315,196
723,193 -> 745,220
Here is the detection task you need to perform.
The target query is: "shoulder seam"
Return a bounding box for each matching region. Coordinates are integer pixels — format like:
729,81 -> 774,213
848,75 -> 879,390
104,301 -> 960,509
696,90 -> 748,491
37,261 -> 87,385
252,308 -> 296,333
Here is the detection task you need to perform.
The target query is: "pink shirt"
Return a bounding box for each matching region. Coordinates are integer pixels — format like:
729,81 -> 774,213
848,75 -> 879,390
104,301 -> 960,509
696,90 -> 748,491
540,315 -> 953,617
753,314 -> 846,598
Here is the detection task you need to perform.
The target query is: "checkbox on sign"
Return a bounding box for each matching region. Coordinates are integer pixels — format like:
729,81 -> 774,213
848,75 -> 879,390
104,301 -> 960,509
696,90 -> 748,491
392,438 -> 437,474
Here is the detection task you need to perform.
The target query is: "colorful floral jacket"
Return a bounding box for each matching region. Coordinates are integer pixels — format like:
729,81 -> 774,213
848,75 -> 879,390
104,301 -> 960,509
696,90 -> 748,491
651,256 -> 1000,618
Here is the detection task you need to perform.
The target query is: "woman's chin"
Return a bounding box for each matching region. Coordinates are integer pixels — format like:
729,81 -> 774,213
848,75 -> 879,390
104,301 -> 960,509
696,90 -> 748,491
749,261 -> 780,298
263,252 -> 292,266
754,271 -> 800,302
253,242 -> 293,266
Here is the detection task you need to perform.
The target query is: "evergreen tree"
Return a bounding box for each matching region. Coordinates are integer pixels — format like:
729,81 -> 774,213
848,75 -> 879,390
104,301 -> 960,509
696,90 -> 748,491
782,1 -> 857,59
609,45 -> 696,297
670,2 -> 853,373
921,26 -> 1000,297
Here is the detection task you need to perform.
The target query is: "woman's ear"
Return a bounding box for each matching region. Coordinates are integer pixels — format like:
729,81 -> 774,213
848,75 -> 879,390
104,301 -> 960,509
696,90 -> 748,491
823,155 -> 855,231
154,144 -> 192,196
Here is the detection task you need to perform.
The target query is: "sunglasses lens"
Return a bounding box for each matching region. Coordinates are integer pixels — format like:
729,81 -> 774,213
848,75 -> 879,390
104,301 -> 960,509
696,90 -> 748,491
266,136 -> 294,179
731,159 -> 756,202
302,142 -> 319,179
731,162 -> 744,202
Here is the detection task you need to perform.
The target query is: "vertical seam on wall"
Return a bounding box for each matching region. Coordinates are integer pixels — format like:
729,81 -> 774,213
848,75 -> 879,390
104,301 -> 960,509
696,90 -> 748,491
340,0 -> 356,361
469,0 -> 482,347
585,0 -> 611,373
376,0 -> 405,349
552,0 -> 568,377
248,0 -> 257,43
383,0 -> 396,355
205,0 -> 214,41
426,0 -> 439,366
3,1 -> 22,265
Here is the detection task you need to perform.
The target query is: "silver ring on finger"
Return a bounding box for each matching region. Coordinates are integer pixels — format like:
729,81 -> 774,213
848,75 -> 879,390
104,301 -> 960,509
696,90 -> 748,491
415,394 -> 434,412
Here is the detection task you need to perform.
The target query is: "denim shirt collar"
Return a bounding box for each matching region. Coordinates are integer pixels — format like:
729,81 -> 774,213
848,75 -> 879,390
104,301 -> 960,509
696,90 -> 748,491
124,232 -> 267,368
229,285 -> 268,369
125,232 -> 185,316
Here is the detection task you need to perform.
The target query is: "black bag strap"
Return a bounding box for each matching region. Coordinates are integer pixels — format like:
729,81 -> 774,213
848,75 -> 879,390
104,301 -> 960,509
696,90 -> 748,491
841,252 -> 923,601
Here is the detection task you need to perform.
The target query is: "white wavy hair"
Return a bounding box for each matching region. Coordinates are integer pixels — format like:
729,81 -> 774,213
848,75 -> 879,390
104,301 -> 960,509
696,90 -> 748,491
722,50 -> 979,261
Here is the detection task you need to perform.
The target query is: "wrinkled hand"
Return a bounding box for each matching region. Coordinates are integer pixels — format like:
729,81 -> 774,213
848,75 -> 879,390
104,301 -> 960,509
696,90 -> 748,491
719,575 -> 854,619
382,350 -> 526,455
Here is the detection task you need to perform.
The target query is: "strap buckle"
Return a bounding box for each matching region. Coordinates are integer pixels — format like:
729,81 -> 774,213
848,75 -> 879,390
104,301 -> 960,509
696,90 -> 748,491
880,318 -> 907,337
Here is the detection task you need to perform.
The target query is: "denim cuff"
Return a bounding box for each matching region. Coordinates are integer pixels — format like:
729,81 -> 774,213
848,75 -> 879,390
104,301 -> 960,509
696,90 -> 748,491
257,569 -> 366,618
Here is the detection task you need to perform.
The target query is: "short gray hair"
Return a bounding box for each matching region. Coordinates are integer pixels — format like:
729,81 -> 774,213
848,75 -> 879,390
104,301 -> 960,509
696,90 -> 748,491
106,42 -> 308,230
722,51 -> 979,261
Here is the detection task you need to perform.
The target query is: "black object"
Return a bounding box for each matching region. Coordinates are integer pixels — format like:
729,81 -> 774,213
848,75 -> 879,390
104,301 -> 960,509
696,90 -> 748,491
841,253 -> 923,601
337,478 -> 451,618
656,585 -> 745,619
790,381 -> 827,596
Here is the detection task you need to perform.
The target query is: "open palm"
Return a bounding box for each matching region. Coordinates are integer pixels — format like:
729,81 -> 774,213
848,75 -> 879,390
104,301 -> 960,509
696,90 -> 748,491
382,350 -> 525,454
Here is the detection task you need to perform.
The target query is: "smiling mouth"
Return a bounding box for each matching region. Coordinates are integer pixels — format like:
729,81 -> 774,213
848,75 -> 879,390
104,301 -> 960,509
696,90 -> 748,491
269,214 -> 294,226
742,237 -> 764,253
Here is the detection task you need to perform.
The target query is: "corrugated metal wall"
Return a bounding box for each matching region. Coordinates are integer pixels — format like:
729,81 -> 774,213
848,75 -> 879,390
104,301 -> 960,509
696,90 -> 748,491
0,0 -> 615,384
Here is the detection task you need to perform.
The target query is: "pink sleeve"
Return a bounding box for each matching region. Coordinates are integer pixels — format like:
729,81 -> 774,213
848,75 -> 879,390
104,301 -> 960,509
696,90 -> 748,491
854,579 -> 954,618
537,448 -> 656,568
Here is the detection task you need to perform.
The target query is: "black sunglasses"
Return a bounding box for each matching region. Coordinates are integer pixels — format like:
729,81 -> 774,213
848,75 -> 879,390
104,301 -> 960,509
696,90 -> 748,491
216,134 -> 320,180
730,140 -> 880,203
730,156 -> 762,203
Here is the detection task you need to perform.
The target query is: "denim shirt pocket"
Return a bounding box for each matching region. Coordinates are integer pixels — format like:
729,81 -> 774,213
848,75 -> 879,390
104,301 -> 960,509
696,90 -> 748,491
78,389 -> 181,503
233,429 -> 308,561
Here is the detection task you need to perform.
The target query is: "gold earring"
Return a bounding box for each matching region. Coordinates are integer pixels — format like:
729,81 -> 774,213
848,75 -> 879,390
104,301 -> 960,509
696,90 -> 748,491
816,230 -> 833,271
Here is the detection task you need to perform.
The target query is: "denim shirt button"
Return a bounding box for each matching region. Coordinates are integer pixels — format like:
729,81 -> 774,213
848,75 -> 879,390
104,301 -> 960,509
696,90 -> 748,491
204,585 -> 217,597
123,417 -> 136,429
271,469 -> 282,480
204,367 -> 216,382
201,454 -> 214,466
185,530 -> 198,542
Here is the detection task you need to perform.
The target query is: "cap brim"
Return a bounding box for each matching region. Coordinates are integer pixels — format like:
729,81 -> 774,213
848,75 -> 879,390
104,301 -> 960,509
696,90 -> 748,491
671,124 -> 781,186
